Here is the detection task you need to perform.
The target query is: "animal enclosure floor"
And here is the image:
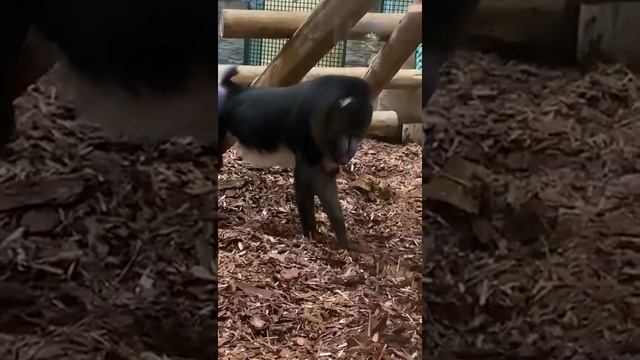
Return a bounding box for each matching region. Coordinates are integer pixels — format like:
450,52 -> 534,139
424,52 -> 640,358
218,140 -> 422,358
0,73 -> 217,360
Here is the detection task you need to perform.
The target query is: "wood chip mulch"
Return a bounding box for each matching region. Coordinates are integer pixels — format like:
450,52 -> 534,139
0,70 -> 217,360
218,138 -> 422,358
423,52 -> 640,359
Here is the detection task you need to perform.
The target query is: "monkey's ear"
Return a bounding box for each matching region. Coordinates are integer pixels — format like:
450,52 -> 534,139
327,96 -> 355,120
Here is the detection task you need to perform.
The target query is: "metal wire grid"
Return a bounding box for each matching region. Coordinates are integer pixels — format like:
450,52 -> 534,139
243,0 -> 420,70
380,0 -> 421,70
243,0 -> 347,67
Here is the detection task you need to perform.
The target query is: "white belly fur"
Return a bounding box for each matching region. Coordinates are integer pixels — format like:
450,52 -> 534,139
234,143 -> 296,169
60,62 -> 218,145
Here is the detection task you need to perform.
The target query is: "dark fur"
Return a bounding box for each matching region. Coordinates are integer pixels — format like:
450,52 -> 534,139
1,0 -> 218,145
0,2 -> 31,145
219,69 -> 371,167
422,0 -> 480,107
421,2 -> 480,353
29,0 -> 218,93
219,67 -> 373,248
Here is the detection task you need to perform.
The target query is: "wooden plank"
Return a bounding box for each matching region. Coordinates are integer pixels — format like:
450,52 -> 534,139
219,65 -> 421,89
220,9 -> 403,41
577,2 -> 640,70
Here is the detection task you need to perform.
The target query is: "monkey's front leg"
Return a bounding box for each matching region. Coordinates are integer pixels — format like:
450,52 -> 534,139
311,166 -> 350,249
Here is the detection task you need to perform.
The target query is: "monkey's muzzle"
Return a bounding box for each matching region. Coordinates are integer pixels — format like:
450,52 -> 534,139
218,84 -> 226,113
335,137 -> 360,165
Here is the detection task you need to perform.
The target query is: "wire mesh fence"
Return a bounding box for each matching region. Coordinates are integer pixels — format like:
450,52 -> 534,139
380,0 -> 421,70
381,0 -> 412,13
242,0 -> 421,70
243,0 -> 347,67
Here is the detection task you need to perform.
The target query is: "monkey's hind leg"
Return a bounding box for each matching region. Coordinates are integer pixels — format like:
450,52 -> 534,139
294,162 -> 316,238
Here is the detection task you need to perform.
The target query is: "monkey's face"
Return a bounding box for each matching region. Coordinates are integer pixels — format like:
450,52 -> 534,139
323,96 -> 373,165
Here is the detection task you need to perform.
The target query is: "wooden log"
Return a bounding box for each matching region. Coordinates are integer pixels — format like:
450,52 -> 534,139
577,3 -> 640,71
220,9 -> 403,41
251,0 -> 376,88
219,65 -> 421,89
367,111 -> 399,136
466,0 -> 579,66
401,123 -> 422,145
363,6 -> 422,98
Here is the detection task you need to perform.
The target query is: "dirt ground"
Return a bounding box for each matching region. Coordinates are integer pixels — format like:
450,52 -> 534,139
0,72 -> 217,359
423,52 -> 640,358
218,139 -> 422,358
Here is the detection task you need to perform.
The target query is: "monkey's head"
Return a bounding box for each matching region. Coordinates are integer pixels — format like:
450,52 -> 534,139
313,78 -> 373,166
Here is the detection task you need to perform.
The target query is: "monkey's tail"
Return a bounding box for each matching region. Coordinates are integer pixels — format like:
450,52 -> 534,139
219,65 -> 239,88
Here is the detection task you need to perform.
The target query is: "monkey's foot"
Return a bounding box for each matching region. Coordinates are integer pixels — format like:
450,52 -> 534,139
338,240 -> 353,251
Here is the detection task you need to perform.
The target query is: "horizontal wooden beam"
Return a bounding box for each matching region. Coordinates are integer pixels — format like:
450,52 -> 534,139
220,9 -> 403,41
219,65 -> 421,89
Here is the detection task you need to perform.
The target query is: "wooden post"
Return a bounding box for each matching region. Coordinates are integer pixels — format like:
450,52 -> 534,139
219,65 -> 421,89
577,2 -> 640,71
251,0 -> 375,88
220,9 -> 403,41
362,5 -> 422,98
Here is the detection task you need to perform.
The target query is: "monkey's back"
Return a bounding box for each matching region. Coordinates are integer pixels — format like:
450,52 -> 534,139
222,75 -> 372,166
